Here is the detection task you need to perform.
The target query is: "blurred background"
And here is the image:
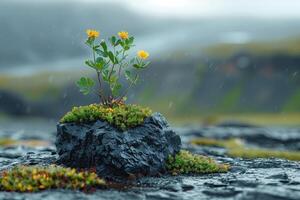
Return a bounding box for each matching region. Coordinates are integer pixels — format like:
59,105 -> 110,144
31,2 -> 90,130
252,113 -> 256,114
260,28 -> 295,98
1,0 -> 300,128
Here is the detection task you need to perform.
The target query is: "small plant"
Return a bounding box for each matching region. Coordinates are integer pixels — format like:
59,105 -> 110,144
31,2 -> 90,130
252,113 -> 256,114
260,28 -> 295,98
77,29 -> 150,106
166,150 -> 229,175
0,165 -> 105,192
61,103 -> 152,130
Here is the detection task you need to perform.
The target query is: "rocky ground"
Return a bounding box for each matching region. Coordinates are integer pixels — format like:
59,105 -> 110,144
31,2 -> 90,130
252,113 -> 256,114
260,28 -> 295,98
0,123 -> 300,200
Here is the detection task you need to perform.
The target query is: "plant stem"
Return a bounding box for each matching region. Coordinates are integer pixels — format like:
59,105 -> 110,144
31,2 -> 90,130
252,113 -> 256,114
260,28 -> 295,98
118,50 -> 126,78
97,71 -> 107,105
117,74 -> 138,103
92,43 -> 106,104
107,46 -> 117,101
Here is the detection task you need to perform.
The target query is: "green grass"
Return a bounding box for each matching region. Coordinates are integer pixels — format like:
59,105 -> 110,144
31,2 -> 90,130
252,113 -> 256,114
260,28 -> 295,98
166,150 -> 229,175
190,138 -> 300,161
61,103 -> 152,130
0,165 -> 105,192
283,89 -> 300,112
0,70 -> 84,101
216,85 -> 242,112
204,37 -> 300,58
166,113 -> 300,127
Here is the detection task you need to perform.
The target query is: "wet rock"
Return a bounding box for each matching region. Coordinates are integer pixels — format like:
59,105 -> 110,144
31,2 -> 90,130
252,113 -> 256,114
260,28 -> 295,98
266,172 -> 289,180
216,121 -> 259,128
0,152 -> 22,159
2,125 -> 300,199
202,188 -> 241,197
56,113 -> 181,178
160,183 -> 182,192
181,184 -> 194,191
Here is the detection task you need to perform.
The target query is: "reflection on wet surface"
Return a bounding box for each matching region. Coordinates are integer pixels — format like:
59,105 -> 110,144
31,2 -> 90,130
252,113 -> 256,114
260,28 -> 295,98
0,121 -> 300,199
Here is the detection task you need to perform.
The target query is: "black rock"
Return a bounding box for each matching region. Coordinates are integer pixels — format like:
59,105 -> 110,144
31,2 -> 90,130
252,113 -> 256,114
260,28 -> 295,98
55,112 -> 181,179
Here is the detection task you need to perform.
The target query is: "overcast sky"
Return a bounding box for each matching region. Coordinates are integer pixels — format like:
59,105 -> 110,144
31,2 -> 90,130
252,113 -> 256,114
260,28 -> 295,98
46,0 -> 300,19
9,0 -> 300,19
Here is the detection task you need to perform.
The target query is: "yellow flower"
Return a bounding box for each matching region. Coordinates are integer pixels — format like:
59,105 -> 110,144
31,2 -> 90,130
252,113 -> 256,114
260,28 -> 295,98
86,29 -> 99,38
107,108 -> 114,112
118,31 -> 129,39
137,50 -> 149,60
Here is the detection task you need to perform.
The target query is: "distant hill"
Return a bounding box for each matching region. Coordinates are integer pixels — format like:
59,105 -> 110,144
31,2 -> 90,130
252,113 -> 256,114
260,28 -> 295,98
0,51 -> 300,118
133,51 -> 300,115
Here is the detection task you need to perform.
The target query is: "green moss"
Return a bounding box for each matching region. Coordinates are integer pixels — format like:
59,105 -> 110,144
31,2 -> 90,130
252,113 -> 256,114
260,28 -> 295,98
0,138 -> 51,148
190,138 -> 242,149
0,138 -> 16,146
166,150 -> 230,175
0,165 -> 105,192
228,148 -> 300,161
61,103 -> 152,130
190,138 -> 300,161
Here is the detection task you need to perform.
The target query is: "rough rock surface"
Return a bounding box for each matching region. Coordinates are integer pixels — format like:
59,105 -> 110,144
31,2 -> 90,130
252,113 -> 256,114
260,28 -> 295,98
55,113 -> 182,178
1,124 -> 300,199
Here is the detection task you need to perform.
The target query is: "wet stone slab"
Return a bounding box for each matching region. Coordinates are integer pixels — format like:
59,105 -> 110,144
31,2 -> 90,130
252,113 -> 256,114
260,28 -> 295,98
0,126 -> 300,200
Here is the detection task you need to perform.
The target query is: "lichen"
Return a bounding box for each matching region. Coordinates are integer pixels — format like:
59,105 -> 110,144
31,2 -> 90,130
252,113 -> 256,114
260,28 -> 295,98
0,165 -> 105,192
190,138 -> 300,161
60,103 -> 152,130
166,150 -> 229,175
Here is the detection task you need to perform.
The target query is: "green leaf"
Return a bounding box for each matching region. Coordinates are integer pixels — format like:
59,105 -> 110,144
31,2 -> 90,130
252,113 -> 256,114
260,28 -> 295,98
115,39 -> 121,46
125,70 -> 131,79
76,77 -> 95,95
133,64 -> 141,69
100,41 -> 108,52
102,69 -> 110,82
95,49 -> 108,57
140,61 -> 150,69
124,70 -> 134,82
128,36 -> 134,44
85,38 -> 95,46
111,82 -> 122,96
96,57 -> 104,63
143,61 -> 150,68
108,51 -> 115,63
110,36 -> 116,46
85,60 -> 95,69
93,45 -> 100,51
95,57 -> 105,70
109,75 -> 117,84
114,56 -> 119,64
125,70 -> 139,84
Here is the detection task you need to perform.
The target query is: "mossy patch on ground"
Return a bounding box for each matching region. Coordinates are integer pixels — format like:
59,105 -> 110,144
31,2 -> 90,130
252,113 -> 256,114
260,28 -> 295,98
190,138 -> 300,161
0,138 -> 51,148
166,150 -> 229,175
0,165 -> 105,192
61,103 -> 152,130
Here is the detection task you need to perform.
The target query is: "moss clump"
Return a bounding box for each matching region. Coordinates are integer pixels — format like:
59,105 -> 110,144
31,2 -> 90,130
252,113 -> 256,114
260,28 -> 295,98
166,150 -> 230,175
190,138 -> 300,161
190,138 -> 243,149
0,165 -> 105,192
60,103 -> 152,130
